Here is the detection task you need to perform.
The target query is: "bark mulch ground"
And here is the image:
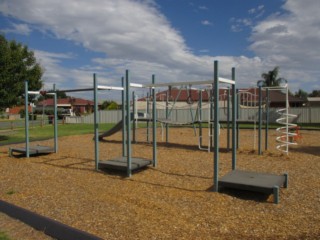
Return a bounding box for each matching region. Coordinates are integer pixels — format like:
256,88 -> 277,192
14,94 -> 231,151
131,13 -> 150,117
0,128 -> 319,239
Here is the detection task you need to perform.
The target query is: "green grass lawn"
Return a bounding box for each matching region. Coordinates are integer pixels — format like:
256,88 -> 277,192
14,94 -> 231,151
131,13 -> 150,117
0,231 -> 11,240
0,123 -> 114,146
1,121 -> 318,146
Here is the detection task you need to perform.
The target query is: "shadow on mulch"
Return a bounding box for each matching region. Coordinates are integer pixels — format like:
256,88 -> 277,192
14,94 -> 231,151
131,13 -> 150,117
101,139 -> 231,153
206,186 -> 271,203
149,167 -> 211,180
34,155 -> 97,173
9,152 -> 53,159
290,146 -> 320,157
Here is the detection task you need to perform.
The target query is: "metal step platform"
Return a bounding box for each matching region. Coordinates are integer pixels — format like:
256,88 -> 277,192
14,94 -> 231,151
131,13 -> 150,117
9,146 -> 55,157
219,170 -> 288,204
98,157 -> 152,172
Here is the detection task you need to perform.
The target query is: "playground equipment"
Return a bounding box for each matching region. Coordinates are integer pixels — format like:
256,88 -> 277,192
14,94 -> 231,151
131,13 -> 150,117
211,61 -> 287,204
236,89 -> 259,150
9,81 -> 58,157
95,72 -> 155,177
126,61 -> 287,203
8,61 -> 288,203
256,81 -> 298,155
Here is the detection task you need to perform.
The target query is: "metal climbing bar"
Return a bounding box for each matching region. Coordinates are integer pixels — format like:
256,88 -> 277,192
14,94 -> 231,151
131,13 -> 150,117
98,85 -> 124,91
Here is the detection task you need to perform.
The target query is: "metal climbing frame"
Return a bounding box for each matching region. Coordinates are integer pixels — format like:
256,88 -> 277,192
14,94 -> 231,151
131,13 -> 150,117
257,83 -> 298,155
9,81 -> 58,158
216,63 -> 288,203
95,71 -> 155,177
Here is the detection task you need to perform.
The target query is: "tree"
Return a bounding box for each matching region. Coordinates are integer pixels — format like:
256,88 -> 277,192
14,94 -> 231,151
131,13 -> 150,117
0,35 -> 43,111
100,100 -> 118,110
260,66 -> 286,87
37,89 -> 68,102
309,90 -> 320,97
294,89 -> 308,99
107,101 -> 119,110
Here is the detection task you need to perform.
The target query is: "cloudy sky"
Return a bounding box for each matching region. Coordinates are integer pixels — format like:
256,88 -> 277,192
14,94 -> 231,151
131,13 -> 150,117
0,0 -> 319,100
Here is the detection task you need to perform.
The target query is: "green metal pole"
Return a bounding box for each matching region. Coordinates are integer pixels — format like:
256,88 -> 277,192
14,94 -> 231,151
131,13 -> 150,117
236,89 -> 239,149
132,91 -> 136,143
53,84 -> 58,153
126,70 -> 132,177
265,89 -> 269,150
121,77 -> 126,156
210,86 -> 214,149
152,74 -> 157,167
146,92 -> 150,143
166,87 -> 169,144
227,87 -> 230,151
199,90 -> 203,147
25,80 -> 29,158
213,61 -> 219,192
231,67 -> 236,170
93,74 -> 99,170
258,85 -> 262,155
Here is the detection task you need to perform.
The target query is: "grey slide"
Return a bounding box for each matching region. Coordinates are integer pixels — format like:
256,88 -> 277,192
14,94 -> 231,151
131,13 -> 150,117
98,120 -> 123,140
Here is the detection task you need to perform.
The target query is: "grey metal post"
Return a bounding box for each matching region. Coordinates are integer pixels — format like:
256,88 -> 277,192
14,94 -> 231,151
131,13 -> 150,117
258,85 -> 262,155
132,91 -> 136,143
227,87 -> 230,151
231,67 -> 237,170
210,85 -> 214,148
199,90 -> 203,147
93,74 -> 99,170
236,89 -> 239,149
152,74 -> 157,167
53,84 -> 58,153
146,92 -> 150,143
165,87 -> 169,144
273,186 -> 279,204
121,77 -> 126,156
213,61 -> 219,192
126,70 -> 132,177
25,80 -> 29,158
265,88 -> 269,150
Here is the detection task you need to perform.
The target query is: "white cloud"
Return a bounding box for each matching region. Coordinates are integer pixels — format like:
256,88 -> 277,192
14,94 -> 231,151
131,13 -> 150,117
249,0 -> 320,90
2,23 -> 32,35
230,18 -> 252,32
201,20 -> 212,26
0,0 -> 319,97
198,6 -> 208,11
248,5 -> 264,16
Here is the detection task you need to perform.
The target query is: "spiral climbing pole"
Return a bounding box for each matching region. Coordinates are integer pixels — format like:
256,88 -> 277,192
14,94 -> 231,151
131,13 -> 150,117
275,108 -> 298,154
257,81 -> 298,155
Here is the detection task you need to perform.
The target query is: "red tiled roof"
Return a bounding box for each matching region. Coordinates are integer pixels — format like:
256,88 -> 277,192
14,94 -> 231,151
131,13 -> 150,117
139,88 -> 229,102
240,88 -> 305,103
37,97 -> 94,106
8,106 -> 32,114
138,88 -> 305,104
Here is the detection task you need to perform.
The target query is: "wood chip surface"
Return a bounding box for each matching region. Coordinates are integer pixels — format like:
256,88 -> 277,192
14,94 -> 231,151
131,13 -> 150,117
0,128 -> 319,239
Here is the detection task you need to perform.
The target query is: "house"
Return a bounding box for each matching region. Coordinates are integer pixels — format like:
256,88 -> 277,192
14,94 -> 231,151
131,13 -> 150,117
6,105 -> 33,120
136,87 -> 306,110
37,97 -> 94,116
137,88 -> 230,110
237,88 -> 306,108
307,97 -> 320,107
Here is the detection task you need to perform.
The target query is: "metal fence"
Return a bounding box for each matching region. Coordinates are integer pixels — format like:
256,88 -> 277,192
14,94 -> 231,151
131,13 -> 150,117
65,107 -> 320,124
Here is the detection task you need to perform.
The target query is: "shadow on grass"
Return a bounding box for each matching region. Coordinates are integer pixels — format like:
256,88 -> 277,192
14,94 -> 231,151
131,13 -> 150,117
0,135 -> 9,141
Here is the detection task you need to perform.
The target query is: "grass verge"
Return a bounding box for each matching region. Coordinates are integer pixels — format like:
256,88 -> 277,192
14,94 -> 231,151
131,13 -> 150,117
0,123 -> 114,146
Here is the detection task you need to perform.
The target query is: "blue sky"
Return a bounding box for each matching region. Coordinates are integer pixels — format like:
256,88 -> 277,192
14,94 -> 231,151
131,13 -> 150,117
0,0 -> 319,100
